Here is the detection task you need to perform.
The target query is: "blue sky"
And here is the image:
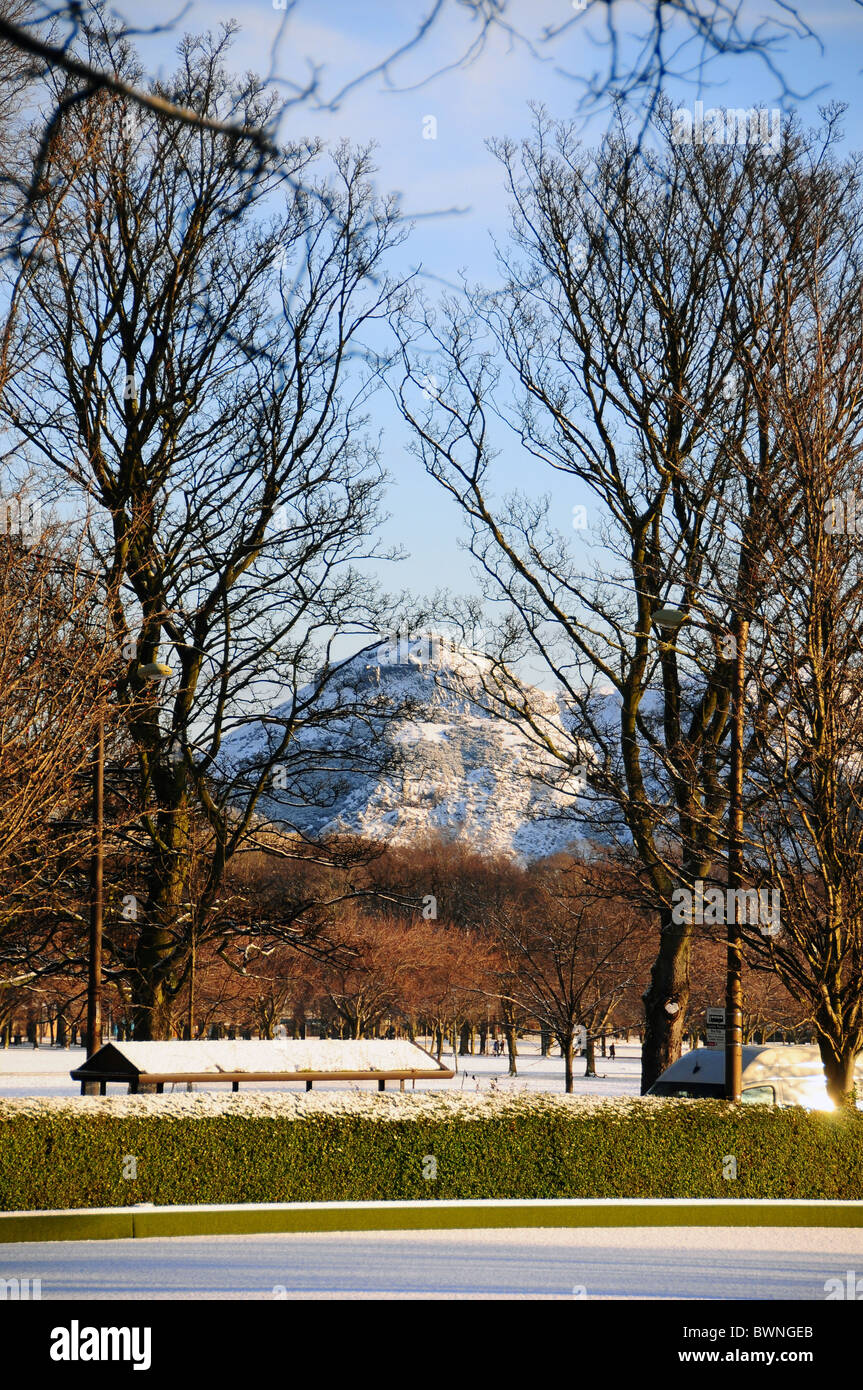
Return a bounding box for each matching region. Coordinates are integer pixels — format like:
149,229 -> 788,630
117,1 -> 863,635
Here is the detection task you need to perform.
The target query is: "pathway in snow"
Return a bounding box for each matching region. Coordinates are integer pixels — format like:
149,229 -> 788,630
2,1226 -> 860,1299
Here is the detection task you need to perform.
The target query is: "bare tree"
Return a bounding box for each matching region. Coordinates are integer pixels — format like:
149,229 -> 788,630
0,516 -> 125,996
490,858 -> 648,1091
731,180 -> 863,1105
396,102 -> 835,1090
3,29 -> 408,1037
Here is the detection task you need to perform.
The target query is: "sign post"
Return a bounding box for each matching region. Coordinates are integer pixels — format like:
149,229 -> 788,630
705,1007 -> 726,1049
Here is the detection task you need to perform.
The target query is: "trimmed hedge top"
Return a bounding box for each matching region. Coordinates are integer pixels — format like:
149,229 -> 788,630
0,1089 -> 675,1122
2,1092 -> 862,1210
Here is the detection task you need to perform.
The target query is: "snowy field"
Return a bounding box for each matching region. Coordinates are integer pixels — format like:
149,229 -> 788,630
0,1036 -> 645,1100
3,1226 -> 861,1299
3,1039 -> 860,1303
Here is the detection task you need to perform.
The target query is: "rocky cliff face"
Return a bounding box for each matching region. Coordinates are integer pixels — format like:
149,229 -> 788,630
227,636 -> 588,860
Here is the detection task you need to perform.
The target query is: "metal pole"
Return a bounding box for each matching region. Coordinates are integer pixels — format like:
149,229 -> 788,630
725,620 -> 748,1102
85,714 -> 104,1062
187,928 -> 195,1040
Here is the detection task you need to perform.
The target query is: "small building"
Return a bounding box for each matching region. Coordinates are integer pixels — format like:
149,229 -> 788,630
70,1038 -> 454,1095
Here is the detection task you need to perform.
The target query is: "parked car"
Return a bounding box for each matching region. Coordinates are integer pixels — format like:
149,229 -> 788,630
645,1043 -> 862,1110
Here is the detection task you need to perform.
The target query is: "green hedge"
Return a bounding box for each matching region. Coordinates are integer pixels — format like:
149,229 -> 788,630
2,1098 -> 863,1210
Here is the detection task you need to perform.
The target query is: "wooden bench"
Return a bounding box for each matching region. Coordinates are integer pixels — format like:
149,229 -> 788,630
71,1039 -> 454,1095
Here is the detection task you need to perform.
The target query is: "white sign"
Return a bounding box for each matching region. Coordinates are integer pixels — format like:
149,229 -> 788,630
705,1008 -> 726,1028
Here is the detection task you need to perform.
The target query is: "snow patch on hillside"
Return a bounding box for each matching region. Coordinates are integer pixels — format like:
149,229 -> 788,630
225,638 -> 592,861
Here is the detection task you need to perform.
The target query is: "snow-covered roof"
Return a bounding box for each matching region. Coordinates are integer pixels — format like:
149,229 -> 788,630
72,1039 -> 450,1078
654,1044 -> 837,1085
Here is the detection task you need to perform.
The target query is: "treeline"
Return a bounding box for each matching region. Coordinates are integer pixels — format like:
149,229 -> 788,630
1,835 -> 809,1092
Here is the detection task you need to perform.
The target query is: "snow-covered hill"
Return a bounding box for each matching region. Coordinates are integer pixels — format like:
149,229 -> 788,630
225,635 -> 589,860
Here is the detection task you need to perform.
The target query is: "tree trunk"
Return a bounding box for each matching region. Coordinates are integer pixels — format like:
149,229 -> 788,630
820,1042 -> 858,1108
640,910 -> 691,1092
133,788 -> 190,1040
584,1035 -> 597,1077
131,974 -> 174,1041
561,1036 -> 574,1093
503,1022 -> 517,1076
458,1021 -> 471,1055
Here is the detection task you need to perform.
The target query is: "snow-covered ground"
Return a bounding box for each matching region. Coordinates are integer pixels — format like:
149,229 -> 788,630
3,1226 -> 860,1299
0,1036 -> 645,1100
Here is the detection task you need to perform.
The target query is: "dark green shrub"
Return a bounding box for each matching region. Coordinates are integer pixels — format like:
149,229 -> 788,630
2,1094 -> 862,1210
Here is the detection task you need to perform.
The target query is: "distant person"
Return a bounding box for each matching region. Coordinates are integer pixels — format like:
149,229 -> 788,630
609,1043 -> 616,1060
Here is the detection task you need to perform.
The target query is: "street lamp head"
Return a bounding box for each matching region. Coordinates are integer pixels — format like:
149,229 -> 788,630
652,606 -> 689,633
136,661 -> 173,681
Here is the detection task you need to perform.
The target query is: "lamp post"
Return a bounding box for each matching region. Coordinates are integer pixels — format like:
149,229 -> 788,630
84,713 -> 104,1062
651,606 -> 746,1102
81,655 -> 173,1093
